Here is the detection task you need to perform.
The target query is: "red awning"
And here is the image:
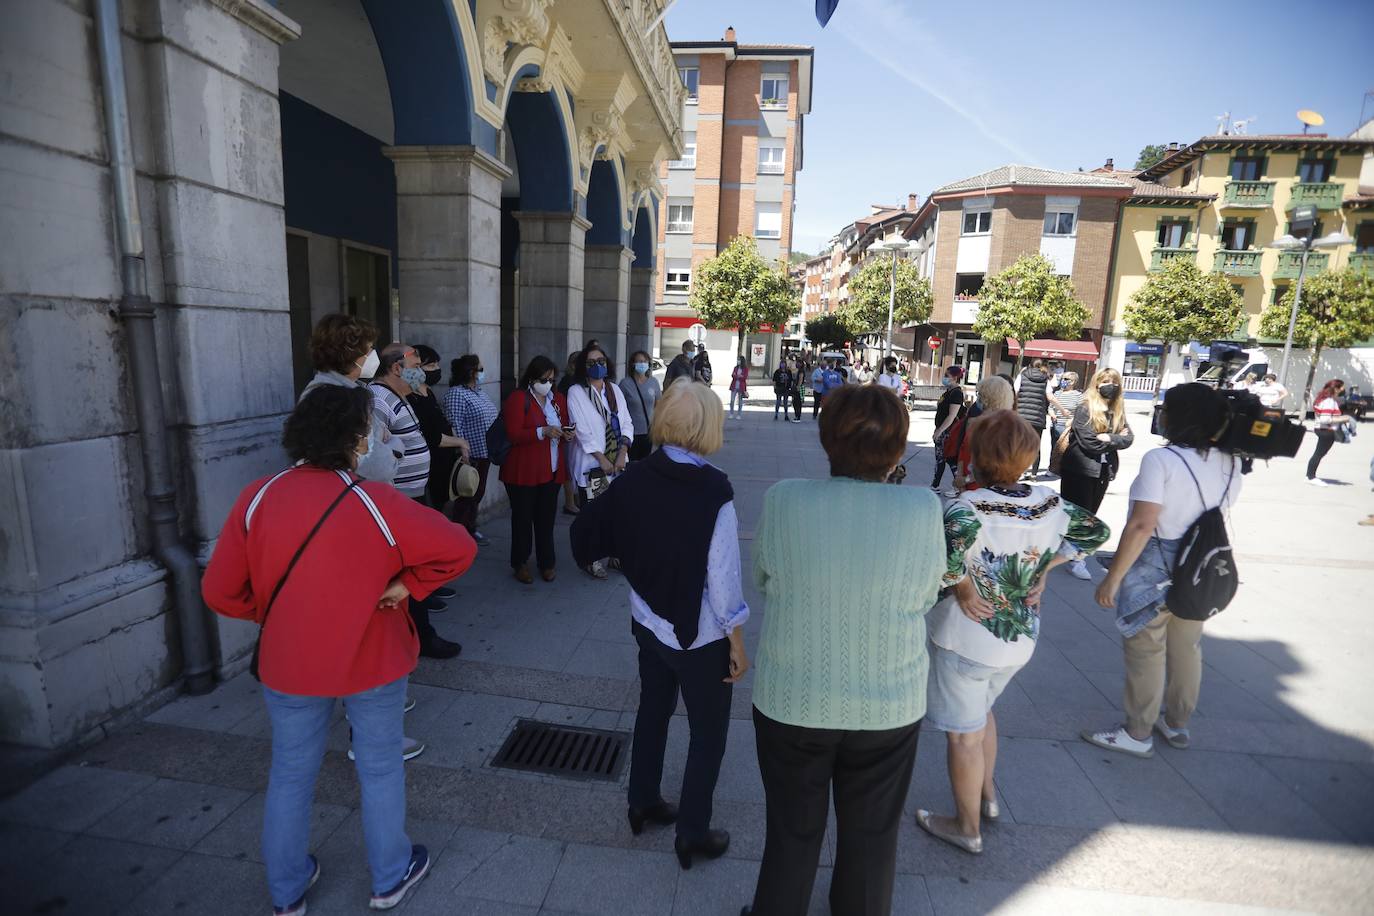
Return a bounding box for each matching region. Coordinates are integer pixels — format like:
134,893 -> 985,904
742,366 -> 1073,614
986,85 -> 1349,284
1005,338 -> 1099,360
654,315 -> 783,332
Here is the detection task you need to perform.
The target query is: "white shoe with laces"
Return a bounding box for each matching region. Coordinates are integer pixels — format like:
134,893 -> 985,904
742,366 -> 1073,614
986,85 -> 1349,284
1153,716 -> 1190,749
1306,477 -> 1329,487
1068,559 -> 1092,580
1081,725 -> 1154,758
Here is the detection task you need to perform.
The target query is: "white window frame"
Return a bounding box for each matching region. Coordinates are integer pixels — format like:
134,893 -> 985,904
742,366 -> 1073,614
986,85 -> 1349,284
755,201 -> 782,239
666,201 -> 694,234
760,76 -> 788,110
665,259 -> 691,293
671,132 -> 696,169
961,209 -> 992,236
1042,208 -> 1077,237
758,140 -> 786,175
678,67 -> 699,102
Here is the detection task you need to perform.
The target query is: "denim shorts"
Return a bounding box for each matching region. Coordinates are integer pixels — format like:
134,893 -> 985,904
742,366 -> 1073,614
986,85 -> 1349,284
925,644 -> 1024,733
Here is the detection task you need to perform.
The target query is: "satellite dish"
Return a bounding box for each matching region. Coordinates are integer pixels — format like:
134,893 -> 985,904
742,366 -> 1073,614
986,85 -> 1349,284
1297,109 -> 1325,127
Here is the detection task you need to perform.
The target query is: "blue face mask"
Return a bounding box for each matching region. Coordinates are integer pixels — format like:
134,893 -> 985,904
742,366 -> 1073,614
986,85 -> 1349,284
400,366 -> 425,392
634,362 -> 649,375
941,377 -> 953,387
587,363 -> 608,380
476,370 -> 486,384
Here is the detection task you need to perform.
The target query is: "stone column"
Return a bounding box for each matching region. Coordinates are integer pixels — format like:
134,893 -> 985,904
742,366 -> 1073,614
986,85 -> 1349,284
385,146 -> 510,375
628,267 -> 656,358
583,245 -> 633,370
515,211 -> 591,370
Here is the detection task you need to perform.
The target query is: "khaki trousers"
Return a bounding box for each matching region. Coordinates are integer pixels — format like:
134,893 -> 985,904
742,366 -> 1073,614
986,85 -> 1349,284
1122,608 -> 1204,737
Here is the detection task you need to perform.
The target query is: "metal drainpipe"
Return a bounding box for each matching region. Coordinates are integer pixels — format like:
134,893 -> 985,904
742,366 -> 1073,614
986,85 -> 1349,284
93,0 -> 215,695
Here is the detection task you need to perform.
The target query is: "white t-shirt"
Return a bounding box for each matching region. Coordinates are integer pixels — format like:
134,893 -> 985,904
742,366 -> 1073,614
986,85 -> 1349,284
1129,446 -> 1242,539
877,372 -> 902,391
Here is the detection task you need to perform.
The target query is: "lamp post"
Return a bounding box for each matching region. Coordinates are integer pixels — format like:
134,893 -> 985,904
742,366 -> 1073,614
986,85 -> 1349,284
872,237 -> 919,361
1266,223 -> 1354,410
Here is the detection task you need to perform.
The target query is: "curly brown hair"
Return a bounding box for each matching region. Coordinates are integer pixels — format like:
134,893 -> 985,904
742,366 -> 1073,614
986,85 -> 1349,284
310,313 -> 377,374
283,385 -> 371,470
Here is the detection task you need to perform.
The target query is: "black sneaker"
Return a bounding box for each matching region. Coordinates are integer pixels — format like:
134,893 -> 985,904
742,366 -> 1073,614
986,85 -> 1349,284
423,596 -> 448,612
419,636 -> 462,659
432,586 -> 456,600
369,845 -> 430,910
273,855 -> 320,915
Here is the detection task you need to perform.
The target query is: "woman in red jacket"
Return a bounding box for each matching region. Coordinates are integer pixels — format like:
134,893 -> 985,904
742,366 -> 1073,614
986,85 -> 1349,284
202,385 -> 475,914
501,355 -> 575,583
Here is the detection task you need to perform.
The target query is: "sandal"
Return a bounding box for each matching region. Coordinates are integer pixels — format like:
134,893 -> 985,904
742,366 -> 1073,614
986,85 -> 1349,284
915,809 -> 982,854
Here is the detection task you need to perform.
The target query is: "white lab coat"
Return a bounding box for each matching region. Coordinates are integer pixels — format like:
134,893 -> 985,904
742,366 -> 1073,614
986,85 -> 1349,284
566,382 -> 636,487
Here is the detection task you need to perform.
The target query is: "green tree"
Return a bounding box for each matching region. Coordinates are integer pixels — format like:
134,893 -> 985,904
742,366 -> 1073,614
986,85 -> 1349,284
1134,144 -> 1168,169
805,314 -> 850,350
973,254 -> 1089,374
1259,267 -> 1374,406
839,255 -> 933,337
690,236 -> 799,357
1123,256 -> 1243,345
789,250 -> 814,265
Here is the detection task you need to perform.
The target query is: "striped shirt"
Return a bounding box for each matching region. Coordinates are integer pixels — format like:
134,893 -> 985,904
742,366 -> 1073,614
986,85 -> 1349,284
1051,389 -> 1084,423
443,385 -> 500,459
369,383 -> 430,497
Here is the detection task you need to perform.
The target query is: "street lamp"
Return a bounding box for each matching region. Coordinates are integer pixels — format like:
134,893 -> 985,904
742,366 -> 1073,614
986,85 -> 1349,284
1265,226 -> 1353,409
872,237 -> 920,360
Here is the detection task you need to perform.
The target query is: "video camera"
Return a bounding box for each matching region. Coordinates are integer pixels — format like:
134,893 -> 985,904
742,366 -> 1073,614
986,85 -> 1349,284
1151,388 -> 1306,468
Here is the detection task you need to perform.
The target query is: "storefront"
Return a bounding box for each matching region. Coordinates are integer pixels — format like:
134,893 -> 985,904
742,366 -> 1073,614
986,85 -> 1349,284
1122,342 -> 1166,398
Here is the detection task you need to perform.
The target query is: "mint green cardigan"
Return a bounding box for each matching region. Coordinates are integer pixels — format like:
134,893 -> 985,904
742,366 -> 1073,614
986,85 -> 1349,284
752,477 -> 946,730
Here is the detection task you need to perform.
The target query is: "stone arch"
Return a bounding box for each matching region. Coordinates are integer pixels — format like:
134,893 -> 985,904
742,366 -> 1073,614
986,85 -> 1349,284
586,159 -> 627,247
505,88 -> 576,212
360,0 -> 479,145
631,201 -> 656,270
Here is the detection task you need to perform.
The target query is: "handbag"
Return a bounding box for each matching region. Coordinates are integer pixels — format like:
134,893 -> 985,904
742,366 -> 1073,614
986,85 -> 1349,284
1048,426 -> 1072,475
251,478 -> 359,681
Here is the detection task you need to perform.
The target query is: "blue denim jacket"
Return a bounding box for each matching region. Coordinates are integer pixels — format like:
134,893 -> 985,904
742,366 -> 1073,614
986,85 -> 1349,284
1115,536 -> 1180,637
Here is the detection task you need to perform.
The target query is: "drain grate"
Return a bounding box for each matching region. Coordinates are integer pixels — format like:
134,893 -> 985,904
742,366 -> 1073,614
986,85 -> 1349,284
491,719 -> 629,781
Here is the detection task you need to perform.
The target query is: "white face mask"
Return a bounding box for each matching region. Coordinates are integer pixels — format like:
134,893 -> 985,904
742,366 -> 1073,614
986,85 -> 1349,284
532,381 -> 553,397
357,349 -> 380,379
476,370 -> 487,384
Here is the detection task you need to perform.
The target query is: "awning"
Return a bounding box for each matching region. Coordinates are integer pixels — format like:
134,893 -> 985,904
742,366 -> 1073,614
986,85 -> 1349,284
1005,338 -> 1099,360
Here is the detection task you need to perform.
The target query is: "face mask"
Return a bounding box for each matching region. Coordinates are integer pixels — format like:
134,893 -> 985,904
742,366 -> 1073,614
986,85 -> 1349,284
587,363 -> 608,381
423,368 -> 441,386
357,349 -> 380,378
1098,384 -> 1121,400
634,362 -> 649,375
532,381 -> 553,397
942,377 -> 954,387
476,370 -> 487,384
400,366 -> 425,392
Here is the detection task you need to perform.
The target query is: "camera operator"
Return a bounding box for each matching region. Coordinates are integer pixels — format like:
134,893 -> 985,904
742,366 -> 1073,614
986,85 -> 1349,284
1083,383 -> 1242,758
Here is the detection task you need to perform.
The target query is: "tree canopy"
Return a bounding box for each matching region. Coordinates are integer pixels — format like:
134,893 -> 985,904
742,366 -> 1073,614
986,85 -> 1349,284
805,314 -> 849,349
1123,256 -> 1243,343
839,255 -> 933,335
972,254 -> 1089,372
1259,267 -> 1374,404
689,236 -> 798,355
1134,144 -> 1168,169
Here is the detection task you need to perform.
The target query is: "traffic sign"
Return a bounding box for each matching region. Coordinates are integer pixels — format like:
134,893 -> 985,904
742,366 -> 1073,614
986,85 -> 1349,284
927,335 -> 941,350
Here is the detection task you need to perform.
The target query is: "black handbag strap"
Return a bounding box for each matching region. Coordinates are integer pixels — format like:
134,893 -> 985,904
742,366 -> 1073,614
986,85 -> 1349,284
260,478 -> 360,633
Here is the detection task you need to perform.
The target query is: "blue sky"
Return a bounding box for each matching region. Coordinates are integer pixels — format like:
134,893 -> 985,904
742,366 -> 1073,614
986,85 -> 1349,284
664,0 -> 1374,254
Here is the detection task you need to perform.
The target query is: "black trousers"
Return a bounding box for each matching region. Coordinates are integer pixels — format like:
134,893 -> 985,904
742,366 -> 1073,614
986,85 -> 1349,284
628,622 -> 732,841
1029,424 -> 1046,475
507,480 -> 560,571
750,708 -> 920,916
408,495 -> 437,642
1307,428 -> 1336,479
791,389 -> 802,420
1059,468 -> 1110,513
812,392 -> 823,417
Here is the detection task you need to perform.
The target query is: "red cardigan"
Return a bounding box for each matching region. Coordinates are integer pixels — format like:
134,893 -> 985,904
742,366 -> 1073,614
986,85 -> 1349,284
202,466 -> 476,696
499,389 -> 570,486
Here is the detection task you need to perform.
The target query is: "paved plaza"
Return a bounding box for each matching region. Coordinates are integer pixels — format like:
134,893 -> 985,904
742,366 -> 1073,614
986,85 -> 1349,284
3,390 -> 1373,915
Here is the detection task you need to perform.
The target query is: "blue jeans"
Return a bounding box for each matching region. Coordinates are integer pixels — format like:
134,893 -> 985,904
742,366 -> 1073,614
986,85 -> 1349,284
261,676 -> 412,905
730,389 -> 745,414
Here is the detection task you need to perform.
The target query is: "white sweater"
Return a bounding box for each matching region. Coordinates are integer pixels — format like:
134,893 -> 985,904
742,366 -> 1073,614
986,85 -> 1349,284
566,382 -> 636,487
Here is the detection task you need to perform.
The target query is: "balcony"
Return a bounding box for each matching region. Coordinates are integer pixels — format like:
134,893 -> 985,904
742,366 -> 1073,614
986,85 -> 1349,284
1288,182 -> 1343,211
1348,252 -> 1374,276
1222,180 -> 1276,208
1150,247 -> 1198,272
1213,249 -> 1262,276
1272,250 -> 1329,280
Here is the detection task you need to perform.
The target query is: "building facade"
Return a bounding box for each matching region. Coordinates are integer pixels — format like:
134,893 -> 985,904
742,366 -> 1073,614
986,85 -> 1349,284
904,166 -> 1131,384
1,0 -> 684,748
1100,135 -> 1374,394
654,28 -> 812,371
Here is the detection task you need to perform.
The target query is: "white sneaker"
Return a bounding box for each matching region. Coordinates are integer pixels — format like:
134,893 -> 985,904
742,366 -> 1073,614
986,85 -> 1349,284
347,737 -> 425,763
1068,559 -> 1091,580
1081,725 -> 1154,758
1306,477 -> 1329,487
1153,717 -> 1190,749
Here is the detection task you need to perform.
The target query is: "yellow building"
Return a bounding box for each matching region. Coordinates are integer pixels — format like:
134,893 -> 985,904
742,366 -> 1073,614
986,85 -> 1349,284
1101,135 -> 1374,395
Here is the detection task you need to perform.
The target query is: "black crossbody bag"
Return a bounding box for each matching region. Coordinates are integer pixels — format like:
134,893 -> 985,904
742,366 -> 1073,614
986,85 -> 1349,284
250,479 -> 359,681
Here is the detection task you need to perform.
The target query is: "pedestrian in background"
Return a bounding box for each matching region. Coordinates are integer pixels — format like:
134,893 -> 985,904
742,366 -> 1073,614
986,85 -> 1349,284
665,340 -> 697,390
694,347 -> 714,385
502,356 -> 574,584
558,351 -> 581,515
930,365 -> 966,492
1252,372 -> 1287,409
620,350 -> 661,460
443,354 -> 499,545
1306,379 -> 1352,486
203,385 -> 476,914
787,357 -> 804,421
1048,371 -> 1082,444
1014,359 -> 1053,479
810,361 -> 827,418
1086,383 -> 1241,758
877,356 -> 903,392
566,343 -> 634,578
919,410 -> 1108,855
1057,368 -> 1132,580
772,359 -> 794,421
570,381 -> 749,870
953,375 -> 1013,492
728,355 -> 749,419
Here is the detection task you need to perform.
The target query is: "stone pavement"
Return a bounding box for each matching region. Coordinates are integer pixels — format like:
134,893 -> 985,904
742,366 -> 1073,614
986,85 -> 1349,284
3,389 -> 1373,915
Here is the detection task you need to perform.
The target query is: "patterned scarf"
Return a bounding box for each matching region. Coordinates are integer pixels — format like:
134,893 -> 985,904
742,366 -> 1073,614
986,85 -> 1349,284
590,384 -> 621,465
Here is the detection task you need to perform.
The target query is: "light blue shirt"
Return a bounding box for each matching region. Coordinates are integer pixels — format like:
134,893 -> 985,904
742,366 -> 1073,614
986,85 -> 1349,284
628,446 -> 750,650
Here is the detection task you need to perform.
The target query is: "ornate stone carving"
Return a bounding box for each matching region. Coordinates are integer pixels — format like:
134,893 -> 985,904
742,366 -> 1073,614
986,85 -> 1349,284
512,24 -> 582,96
574,73 -> 638,174
480,0 -> 553,85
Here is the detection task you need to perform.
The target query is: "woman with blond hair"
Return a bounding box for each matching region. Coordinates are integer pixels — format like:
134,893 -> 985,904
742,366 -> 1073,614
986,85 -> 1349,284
1058,368 -> 1133,579
570,381 -> 749,870
954,376 -> 1014,491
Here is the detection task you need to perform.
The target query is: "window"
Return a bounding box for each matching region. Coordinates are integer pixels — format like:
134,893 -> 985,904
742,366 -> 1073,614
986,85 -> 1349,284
670,132 -> 696,169
961,210 -> 992,235
666,200 -> 694,233
678,67 -> 699,101
1297,158 -> 1331,183
760,76 -> 788,109
1230,156 -> 1264,181
1156,219 -> 1189,248
1181,165 -> 1195,186
1220,220 -> 1254,250
665,259 -> 691,292
755,202 -> 782,239
955,273 -> 984,299
1356,222 -> 1374,253
758,140 -> 786,174
1272,285 -> 1290,306
1042,208 -> 1076,236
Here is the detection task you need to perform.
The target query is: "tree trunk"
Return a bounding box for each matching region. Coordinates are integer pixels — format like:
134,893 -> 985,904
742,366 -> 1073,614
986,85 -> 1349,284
1301,339 -> 1324,415
1013,347 -> 1025,378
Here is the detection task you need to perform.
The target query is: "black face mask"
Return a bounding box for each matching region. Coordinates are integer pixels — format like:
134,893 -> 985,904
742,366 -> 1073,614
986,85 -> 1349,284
1098,384 -> 1121,400
424,368 -> 442,386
